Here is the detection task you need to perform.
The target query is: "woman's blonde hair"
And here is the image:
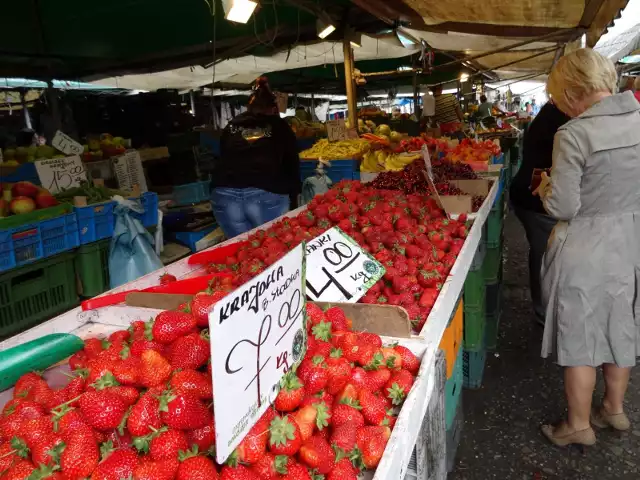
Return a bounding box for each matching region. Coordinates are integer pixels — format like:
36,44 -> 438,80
547,48 -> 617,114
634,76 -> 640,91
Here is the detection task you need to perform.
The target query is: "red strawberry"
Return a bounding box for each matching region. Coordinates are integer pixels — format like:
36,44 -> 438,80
79,390 -> 127,431
168,331 -> 210,370
151,311 -> 197,344
330,421 -> 357,452
13,372 -> 43,398
386,369 -> 415,405
358,390 -> 387,425
127,391 -> 162,437
393,345 -> 420,375
139,350 -> 172,388
325,350 -> 351,395
91,447 -> 139,480
0,440 -> 26,472
170,369 -> 213,400
327,458 -> 359,480
379,347 -> 402,370
251,453 -> 289,479
159,392 -> 212,430
133,457 -> 179,480
186,422 -> 216,453
130,338 -> 164,358
356,426 -> 391,468
334,383 -> 359,404
159,273 -> 177,285
367,368 -> 392,393
84,338 -> 108,359
176,454 -> 218,480
281,461 -> 312,480
69,350 -> 89,370
324,307 -> 351,331
268,415 -> 302,456
1,459 -> 35,480
274,373 -> 305,412
235,418 -> 269,465
61,429 -> 100,479
191,291 -> 227,327
30,434 -> 64,466
220,464 -> 260,480
150,428 -> 189,461
331,402 -> 364,428
303,356 -> 328,394
350,367 -> 374,392
299,435 -> 335,474
419,288 -> 439,309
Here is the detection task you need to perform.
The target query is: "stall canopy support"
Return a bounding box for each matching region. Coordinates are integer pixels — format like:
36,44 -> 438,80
343,38 -> 357,128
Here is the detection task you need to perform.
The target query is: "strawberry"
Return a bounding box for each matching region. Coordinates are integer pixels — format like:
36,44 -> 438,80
186,422 -> 216,453
129,338 -> 164,358
299,435 -> 335,474
170,369 -> 213,400
159,273 -> 177,285
268,415 -> 302,456
90,372 -> 140,406
359,332 -> 382,349
13,372 -> 43,398
0,438 -> 28,472
133,457 -> 179,480
69,350 -> 89,370
139,350 -> 172,388
2,398 -> 45,420
168,331 -> 210,370
330,421 -> 357,452
325,350 -> 351,395
151,311 -> 197,344
331,402 -> 364,428
127,392 -> 162,437
334,383 -> 359,404
303,356 -> 328,394
251,453 -> 289,479
30,434 -> 64,466
367,368 -> 392,393
176,454 -> 218,480
113,356 -> 141,386
191,291 -> 227,327
235,418 -> 269,465
281,461 -> 312,480
327,458 -> 359,480
305,303 -> 325,330
386,369 -> 415,405
358,390 -> 387,425
1,459 -> 34,480
351,367 -> 374,392
18,417 -> 52,449
149,428 -> 189,461
61,429 -> 100,479
84,338 -> 108,359
79,390 -> 127,431
379,347 -> 402,370
324,307 -> 351,331
159,392 -> 212,430
220,464 -> 260,480
419,288 -> 439,309
51,407 -> 89,441
356,426 -> 391,468
274,373 -> 305,412
393,345 -> 420,375
91,447 -> 139,480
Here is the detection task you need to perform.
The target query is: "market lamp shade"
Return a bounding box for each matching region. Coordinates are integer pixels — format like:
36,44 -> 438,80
222,0 -> 258,24
317,18 -> 336,39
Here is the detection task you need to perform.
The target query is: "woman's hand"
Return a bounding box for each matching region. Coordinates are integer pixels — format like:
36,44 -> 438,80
532,171 -> 550,197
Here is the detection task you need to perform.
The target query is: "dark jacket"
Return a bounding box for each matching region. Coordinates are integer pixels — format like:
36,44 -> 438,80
510,102 -> 570,213
212,112 -> 301,198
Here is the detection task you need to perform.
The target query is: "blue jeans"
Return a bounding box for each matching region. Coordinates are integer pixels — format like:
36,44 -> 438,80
211,187 -> 290,239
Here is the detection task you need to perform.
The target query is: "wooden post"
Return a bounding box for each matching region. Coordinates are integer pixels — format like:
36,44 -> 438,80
343,38 -> 357,129
413,72 -> 420,118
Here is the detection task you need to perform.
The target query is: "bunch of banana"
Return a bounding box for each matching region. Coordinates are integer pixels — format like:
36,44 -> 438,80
300,139 -> 370,160
384,152 -> 421,171
361,150 -> 421,172
360,151 -> 385,172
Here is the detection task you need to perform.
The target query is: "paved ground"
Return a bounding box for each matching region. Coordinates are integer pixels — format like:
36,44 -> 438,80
449,213 -> 640,480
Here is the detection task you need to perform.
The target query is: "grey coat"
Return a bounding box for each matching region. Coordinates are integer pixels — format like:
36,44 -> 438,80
540,91 -> 640,367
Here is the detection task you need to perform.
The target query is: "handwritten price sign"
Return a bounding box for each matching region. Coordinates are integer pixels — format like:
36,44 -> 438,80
326,119 -> 347,142
51,131 -> 84,156
210,245 -> 306,463
35,156 -> 88,194
305,227 -> 385,303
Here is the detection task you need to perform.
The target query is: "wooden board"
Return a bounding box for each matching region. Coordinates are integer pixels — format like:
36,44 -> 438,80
314,302 -> 412,338
125,293 -> 194,310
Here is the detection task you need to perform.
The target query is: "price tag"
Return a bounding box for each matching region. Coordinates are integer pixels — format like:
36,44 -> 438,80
35,155 -> 87,194
422,144 -> 433,180
51,131 -> 84,156
305,227 -> 385,303
326,119 -> 347,142
210,245 -> 306,463
111,151 -> 148,194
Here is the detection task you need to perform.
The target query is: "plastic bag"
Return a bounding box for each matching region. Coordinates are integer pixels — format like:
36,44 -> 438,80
109,196 -> 163,289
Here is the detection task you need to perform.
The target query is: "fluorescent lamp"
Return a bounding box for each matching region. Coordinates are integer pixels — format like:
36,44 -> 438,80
460,73 -> 469,82
317,19 -> 335,39
222,0 -> 258,24
348,30 -> 362,48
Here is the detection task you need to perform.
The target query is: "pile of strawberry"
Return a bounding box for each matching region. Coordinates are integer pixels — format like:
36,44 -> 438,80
0,303 -> 419,480
209,180 -> 470,331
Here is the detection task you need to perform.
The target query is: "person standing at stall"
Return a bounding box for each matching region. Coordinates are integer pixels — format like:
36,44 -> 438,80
510,101 -> 570,326
211,77 -> 301,239
534,48 -> 640,447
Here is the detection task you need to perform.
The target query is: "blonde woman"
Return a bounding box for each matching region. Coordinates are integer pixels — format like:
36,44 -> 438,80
534,48 -> 640,446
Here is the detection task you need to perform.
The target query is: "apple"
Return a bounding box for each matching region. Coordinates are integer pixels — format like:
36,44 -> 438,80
10,196 -> 36,215
12,181 -> 39,198
3,188 -> 12,202
35,191 -> 59,209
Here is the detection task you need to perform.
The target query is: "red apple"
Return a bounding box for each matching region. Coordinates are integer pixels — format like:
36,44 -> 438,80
12,181 -> 39,198
10,196 -> 36,215
35,191 -> 59,209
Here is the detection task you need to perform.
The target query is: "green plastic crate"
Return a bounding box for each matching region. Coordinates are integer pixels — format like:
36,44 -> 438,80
463,269 -> 485,309
75,239 -> 110,298
483,244 -> 503,283
485,310 -> 502,351
0,252 -> 78,339
463,340 -> 487,389
445,347 -> 463,430
463,303 -> 486,352
486,205 -> 504,248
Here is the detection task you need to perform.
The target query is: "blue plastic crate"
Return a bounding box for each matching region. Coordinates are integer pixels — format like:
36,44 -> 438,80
75,201 -> 117,245
445,348 -> 463,430
0,163 -> 40,185
170,224 -> 217,252
0,213 -> 79,273
300,159 -> 360,184
173,181 -> 211,206
200,132 -> 220,156
129,192 -> 159,228
463,339 -> 487,389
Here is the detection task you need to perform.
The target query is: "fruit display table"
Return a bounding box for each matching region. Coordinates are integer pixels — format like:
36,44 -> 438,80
0,172 -> 500,479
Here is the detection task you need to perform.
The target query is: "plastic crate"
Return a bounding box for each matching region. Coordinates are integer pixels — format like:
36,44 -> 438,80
469,237 -> 486,272
463,303 -> 486,352
445,347 -> 463,430
446,397 -> 464,473
75,201 -> 117,245
299,159 -> 360,184
170,224 -> 217,252
0,252 -> 77,339
486,204 -> 504,249
483,244 -> 503,283
463,338 -> 487,389
0,212 -> 79,273
463,268 -> 485,310
485,310 -> 502,351
0,162 -> 40,184
439,298 -> 463,379
173,180 -> 211,206
75,239 -> 110,298
129,192 -> 159,228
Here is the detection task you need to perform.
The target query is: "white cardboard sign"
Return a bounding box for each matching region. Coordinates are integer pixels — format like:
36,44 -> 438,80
35,155 -> 88,193
305,227 -> 385,303
422,144 -> 433,180
326,119 -> 347,142
111,151 -> 148,193
210,245 -> 306,463
52,131 -> 84,156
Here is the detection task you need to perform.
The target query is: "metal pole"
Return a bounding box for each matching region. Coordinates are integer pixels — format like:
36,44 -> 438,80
413,72 -> 420,117
189,90 -> 196,117
343,38 -> 357,128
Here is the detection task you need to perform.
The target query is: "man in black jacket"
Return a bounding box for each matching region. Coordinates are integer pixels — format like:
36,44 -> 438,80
510,101 -> 570,326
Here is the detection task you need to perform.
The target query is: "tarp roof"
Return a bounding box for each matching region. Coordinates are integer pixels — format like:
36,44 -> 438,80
596,22 -> 640,62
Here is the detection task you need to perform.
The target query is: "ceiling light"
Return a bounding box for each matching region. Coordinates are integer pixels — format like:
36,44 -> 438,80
222,0 -> 258,24
317,18 -> 336,39
460,73 -> 470,82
